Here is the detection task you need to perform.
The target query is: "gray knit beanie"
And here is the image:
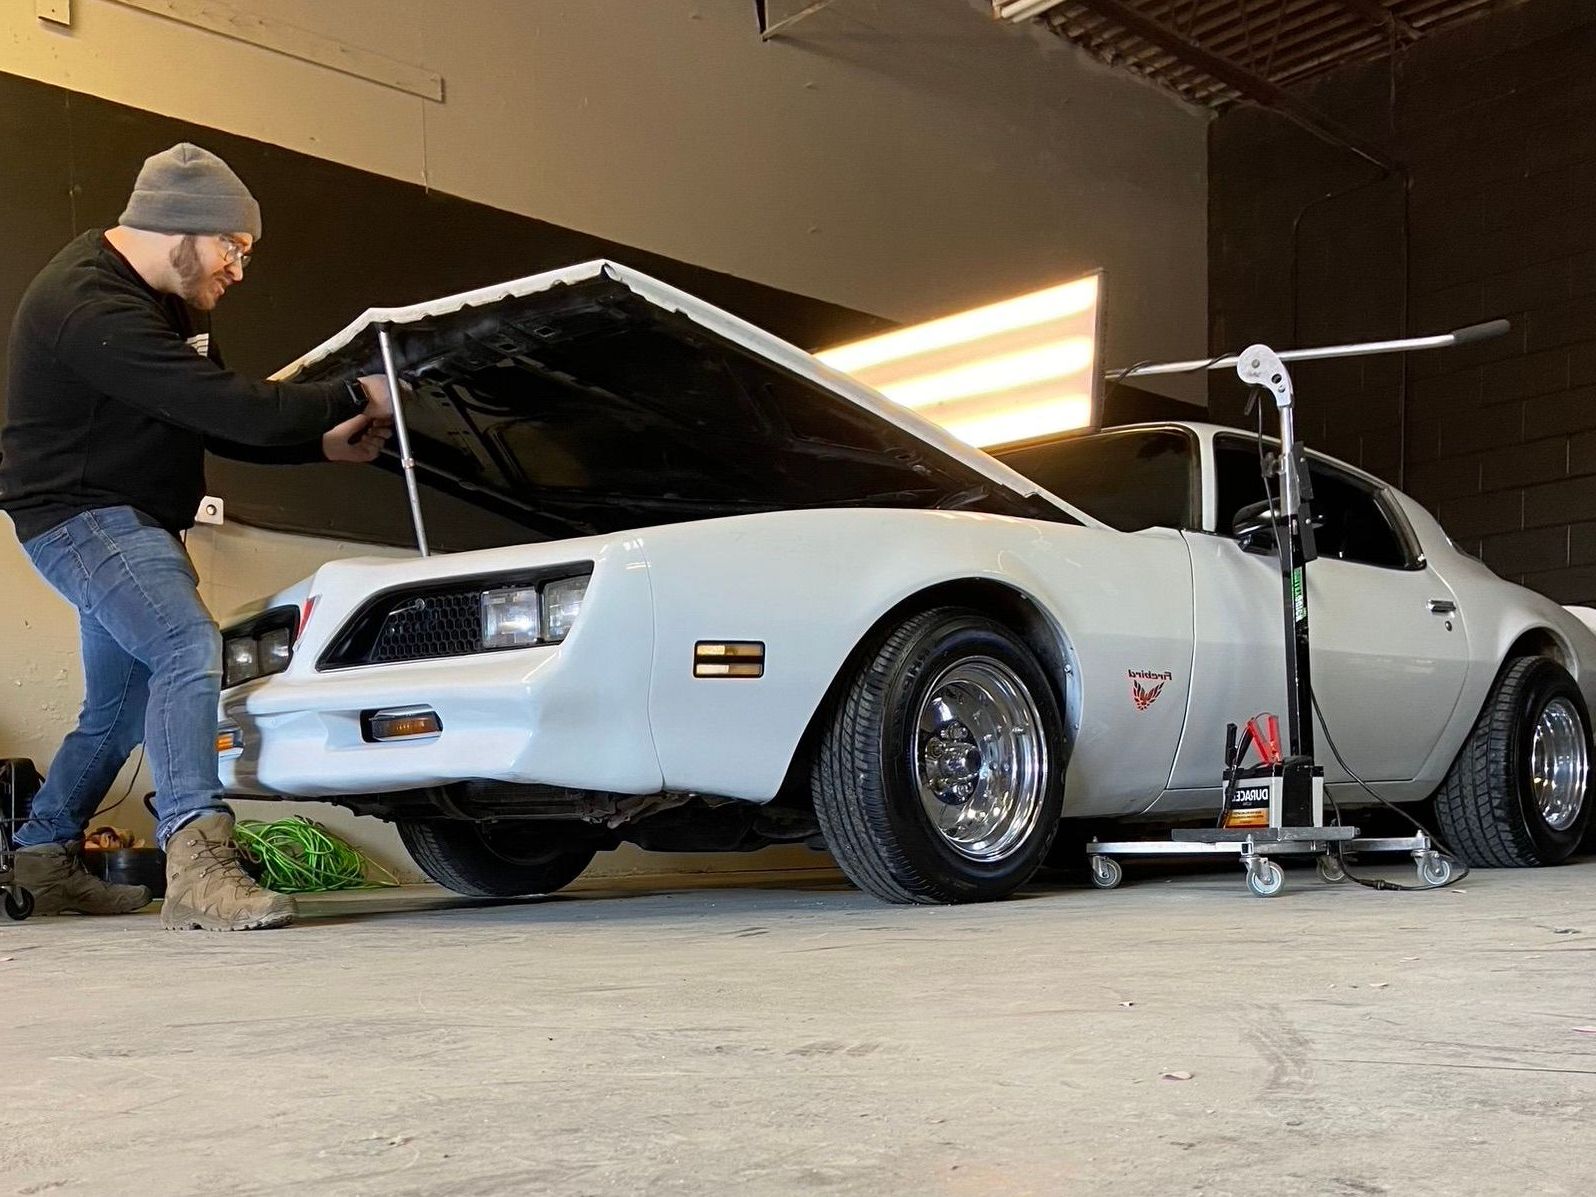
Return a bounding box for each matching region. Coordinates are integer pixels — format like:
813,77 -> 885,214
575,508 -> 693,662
118,143 -> 262,240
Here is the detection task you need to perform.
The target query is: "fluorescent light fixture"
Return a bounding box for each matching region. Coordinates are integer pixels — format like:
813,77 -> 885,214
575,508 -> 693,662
995,0 -> 1070,22
942,396 -> 1093,450
817,271 -> 1102,448
882,339 -> 1095,409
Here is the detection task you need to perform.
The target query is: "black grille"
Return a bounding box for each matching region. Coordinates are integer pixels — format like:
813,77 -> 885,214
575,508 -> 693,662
366,588 -> 484,664
318,564 -> 593,671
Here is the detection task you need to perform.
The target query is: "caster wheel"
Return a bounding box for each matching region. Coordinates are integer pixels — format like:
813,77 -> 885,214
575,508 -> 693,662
1245,859 -> 1284,898
1317,854 -> 1347,884
1418,854 -> 1454,887
3,887 -> 34,921
1088,855 -> 1123,890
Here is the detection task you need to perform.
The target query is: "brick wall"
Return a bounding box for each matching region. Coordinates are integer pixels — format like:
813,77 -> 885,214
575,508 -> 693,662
1210,0 -> 1596,602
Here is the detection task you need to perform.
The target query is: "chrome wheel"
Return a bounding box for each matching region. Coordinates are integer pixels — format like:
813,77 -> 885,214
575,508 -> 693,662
1530,698 -> 1588,832
915,657 -> 1048,862
1435,656 -> 1592,868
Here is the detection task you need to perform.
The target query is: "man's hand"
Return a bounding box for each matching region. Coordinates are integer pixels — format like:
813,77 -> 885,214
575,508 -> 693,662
354,373 -> 399,421
323,411 -> 393,463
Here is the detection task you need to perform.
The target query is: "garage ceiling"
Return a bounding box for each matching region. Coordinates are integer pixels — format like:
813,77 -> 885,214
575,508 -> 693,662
999,1 -> 1510,109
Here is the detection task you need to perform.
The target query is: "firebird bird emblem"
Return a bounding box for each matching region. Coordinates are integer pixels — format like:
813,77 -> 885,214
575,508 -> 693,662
1128,669 -> 1173,711
1131,679 -> 1164,710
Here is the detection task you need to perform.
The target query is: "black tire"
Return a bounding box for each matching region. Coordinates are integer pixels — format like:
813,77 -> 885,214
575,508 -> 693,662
1434,656 -> 1593,867
1041,818 -> 1098,873
812,607 -> 1066,904
397,819 -> 597,897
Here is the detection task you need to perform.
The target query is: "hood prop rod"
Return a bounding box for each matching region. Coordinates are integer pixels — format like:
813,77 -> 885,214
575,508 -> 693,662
377,324 -> 431,557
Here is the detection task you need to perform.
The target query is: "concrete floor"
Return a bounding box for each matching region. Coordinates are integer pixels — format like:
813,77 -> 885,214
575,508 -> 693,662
3,856 -> 1595,1197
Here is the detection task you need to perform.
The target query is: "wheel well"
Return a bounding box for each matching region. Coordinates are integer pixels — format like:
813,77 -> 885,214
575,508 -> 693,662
1505,628 -> 1570,673
773,579 -> 1078,805
1451,630 -> 1573,766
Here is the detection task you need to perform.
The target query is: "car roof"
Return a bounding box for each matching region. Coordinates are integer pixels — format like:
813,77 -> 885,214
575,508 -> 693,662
1045,420 -> 1397,495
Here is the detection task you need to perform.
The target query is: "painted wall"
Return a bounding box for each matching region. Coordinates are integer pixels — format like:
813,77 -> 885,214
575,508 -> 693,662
1209,0 -> 1596,603
0,0 -> 1208,381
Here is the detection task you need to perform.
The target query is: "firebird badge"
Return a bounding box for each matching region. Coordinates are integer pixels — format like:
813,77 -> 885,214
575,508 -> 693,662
1129,669 -> 1173,711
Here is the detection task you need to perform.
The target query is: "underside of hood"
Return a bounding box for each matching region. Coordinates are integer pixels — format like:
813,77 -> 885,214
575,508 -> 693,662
275,261 -> 1080,544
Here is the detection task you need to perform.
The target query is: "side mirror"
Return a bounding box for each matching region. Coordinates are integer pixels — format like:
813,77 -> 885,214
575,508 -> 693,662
1231,499 -> 1280,555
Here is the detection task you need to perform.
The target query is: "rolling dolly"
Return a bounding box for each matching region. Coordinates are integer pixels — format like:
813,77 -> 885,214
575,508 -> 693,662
1085,323 -> 1505,897
1,759 -> 38,921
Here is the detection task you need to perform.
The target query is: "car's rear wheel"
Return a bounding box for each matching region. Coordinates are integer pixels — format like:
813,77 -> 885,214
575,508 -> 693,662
812,607 -> 1066,903
1434,655 -> 1593,866
397,818 -> 598,897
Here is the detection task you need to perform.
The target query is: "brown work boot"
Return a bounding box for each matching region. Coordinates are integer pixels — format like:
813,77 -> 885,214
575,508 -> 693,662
12,841 -> 151,916
161,813 -> 296,931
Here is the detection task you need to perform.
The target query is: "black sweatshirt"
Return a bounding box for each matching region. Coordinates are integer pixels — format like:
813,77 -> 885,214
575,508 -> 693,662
0,230 -> 364,541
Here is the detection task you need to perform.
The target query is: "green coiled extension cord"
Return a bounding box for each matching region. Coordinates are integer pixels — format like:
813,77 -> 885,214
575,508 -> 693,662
233,817 -> 398,893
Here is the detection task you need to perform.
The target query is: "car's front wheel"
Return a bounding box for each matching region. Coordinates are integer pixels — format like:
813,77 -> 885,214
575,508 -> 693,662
812,607 -> 1066,903
397,818 -> 598,897
1434,655 -> 1593,866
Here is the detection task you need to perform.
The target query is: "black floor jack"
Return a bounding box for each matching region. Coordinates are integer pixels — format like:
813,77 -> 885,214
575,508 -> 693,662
1086,323 -> 1506,896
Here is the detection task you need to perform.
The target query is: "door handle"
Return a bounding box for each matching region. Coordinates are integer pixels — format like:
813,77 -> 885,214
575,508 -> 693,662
1428,598 -> 1458,614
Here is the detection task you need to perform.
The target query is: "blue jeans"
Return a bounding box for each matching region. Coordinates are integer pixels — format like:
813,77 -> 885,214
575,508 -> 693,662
15,506 -> 230,849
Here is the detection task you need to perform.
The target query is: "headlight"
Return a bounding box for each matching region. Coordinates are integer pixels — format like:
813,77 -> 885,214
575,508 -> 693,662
541,575 -> 589,643
479,575 -> 589,650
481,587 -> 541,650
223,637 -> 260,687
259,626 -> 293,673
219,606 -> 301,688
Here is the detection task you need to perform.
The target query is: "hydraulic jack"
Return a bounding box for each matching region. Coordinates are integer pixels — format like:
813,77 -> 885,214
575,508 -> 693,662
1083,325 -> 1504,896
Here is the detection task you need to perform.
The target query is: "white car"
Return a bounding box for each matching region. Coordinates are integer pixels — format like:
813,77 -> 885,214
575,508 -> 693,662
216,261 -> 1596,903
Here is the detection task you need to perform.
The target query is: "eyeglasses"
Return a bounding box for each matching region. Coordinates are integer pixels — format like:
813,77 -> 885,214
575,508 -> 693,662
217,236 -> 253,269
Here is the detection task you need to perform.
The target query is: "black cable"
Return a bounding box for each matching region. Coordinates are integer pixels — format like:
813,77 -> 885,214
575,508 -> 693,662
1105,359 -> 1155,387
1309,687 -> 1468,890
1185,352 -> 1233,375
87,745 -> 145,822
1108,352 -> 1233,387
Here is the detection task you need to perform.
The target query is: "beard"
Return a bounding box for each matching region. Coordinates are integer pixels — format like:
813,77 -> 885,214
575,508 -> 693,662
170,236 -> 223,309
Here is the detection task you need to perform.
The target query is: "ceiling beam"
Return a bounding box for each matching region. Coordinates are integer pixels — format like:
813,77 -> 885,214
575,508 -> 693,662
1070,0 -> 1400,172
1334,0 -> 1422,42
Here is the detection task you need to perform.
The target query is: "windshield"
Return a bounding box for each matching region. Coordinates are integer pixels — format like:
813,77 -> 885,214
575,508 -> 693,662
995,428 -> 1197,532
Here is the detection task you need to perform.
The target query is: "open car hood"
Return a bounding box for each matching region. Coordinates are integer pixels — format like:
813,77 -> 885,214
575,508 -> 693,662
274,260 -> 1083,544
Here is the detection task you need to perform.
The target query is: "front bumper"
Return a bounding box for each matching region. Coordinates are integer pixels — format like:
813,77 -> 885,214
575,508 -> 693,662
217,543 -> 662,800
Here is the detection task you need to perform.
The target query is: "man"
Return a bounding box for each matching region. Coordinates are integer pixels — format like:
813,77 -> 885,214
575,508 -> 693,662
0,142 -> 395,931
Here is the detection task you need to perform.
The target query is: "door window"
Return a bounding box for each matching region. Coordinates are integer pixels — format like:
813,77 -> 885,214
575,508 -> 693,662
1213,436 -> 1415,569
